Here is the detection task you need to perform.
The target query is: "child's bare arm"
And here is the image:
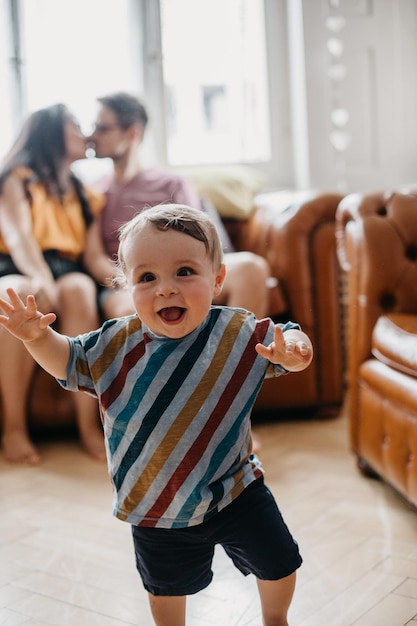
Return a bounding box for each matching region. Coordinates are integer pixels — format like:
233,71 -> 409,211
255,325 -> 313,372
0,287 -> 70,380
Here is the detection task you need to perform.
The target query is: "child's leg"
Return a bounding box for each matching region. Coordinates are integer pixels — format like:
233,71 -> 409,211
148,594 -> 186,626
257,572 -> 297,626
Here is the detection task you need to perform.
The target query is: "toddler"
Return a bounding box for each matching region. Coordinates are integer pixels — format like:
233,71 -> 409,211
0,204 -> 313,626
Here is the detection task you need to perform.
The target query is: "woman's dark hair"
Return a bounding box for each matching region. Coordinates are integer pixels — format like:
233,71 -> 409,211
0,103 -> 92,226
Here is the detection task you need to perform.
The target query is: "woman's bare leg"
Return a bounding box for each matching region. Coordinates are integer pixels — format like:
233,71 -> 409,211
0,276 -> 40,463
57,273 -> 105,461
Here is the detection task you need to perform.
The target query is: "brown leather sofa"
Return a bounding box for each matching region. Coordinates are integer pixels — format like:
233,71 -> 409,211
0,189 -> 345,432
336,190 -> 417,508
230,190 -> 345,415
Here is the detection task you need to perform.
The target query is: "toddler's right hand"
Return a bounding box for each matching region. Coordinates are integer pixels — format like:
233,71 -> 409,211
0,287 -> 57,342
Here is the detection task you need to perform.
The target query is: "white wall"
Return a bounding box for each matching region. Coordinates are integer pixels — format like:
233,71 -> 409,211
290,0 -> 417,193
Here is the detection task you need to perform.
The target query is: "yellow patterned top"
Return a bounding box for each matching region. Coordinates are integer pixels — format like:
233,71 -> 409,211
0,167 -> 104,258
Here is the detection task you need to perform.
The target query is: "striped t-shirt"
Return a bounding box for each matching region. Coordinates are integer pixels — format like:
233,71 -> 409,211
60,306 -> 298,528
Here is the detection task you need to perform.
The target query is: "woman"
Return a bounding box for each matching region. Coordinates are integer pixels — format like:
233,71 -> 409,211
0,103 -> 105,464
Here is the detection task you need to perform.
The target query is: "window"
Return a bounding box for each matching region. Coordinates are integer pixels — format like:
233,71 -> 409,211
160,0 -> 271,166
21,0 -> 139,133
1,0 -> 142,169
0,0 -> 18,159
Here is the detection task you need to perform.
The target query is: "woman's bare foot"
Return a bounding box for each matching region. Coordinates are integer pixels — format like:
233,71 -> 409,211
78,423 -> 106,462
2,430 -> 41,464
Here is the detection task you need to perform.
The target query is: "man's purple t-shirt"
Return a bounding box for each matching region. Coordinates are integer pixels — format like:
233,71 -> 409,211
99,168 -> 201,259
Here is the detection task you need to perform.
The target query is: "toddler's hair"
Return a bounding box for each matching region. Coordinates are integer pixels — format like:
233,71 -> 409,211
115,203 -> 224,284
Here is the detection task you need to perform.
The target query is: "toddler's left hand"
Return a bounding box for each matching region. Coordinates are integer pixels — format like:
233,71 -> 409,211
255,325 -> 313,372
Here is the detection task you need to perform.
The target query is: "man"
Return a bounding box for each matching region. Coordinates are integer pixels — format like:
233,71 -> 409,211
84,92 -> 272,322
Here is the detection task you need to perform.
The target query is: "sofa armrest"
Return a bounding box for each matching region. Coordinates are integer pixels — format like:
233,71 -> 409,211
372,313 -> 417,378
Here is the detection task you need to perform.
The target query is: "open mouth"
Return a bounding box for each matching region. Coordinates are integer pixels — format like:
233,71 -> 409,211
157,307 -> 186,323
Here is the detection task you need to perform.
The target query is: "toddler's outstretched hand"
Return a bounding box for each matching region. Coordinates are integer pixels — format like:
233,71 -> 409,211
255,325 -> 313,372
0,287 -> 57,342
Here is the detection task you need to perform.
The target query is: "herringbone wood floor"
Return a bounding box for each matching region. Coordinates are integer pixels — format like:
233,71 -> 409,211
1,403 -> 417,625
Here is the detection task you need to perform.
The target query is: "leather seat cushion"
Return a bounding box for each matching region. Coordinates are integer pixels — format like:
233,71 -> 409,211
372,313 -> 417,378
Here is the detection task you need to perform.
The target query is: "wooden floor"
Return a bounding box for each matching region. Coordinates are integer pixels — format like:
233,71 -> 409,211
1,404 -> 417,626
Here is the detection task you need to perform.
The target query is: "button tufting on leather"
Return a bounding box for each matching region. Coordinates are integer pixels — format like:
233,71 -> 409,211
405,244 -> 417,261
379,292 -> 396,311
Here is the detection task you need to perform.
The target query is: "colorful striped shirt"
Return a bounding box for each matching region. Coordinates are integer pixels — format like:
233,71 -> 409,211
59,306 -> 298,528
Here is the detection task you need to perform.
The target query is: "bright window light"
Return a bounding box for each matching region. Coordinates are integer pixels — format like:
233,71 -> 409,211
21,0 -> 138,134
0,2 -> 15,160
160,0 -> 271,166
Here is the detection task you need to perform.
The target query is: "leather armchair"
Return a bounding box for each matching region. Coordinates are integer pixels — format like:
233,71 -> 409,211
1,189 -> 345,432
336,190 -> 417,507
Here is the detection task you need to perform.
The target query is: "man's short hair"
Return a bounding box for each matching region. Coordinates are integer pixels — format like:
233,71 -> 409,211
97,92 -> 149,130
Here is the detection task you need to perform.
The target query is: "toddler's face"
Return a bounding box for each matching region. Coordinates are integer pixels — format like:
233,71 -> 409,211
122,223 -> 226,338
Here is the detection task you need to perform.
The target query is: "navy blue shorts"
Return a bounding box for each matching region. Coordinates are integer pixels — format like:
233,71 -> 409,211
131,478 -> 302,596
